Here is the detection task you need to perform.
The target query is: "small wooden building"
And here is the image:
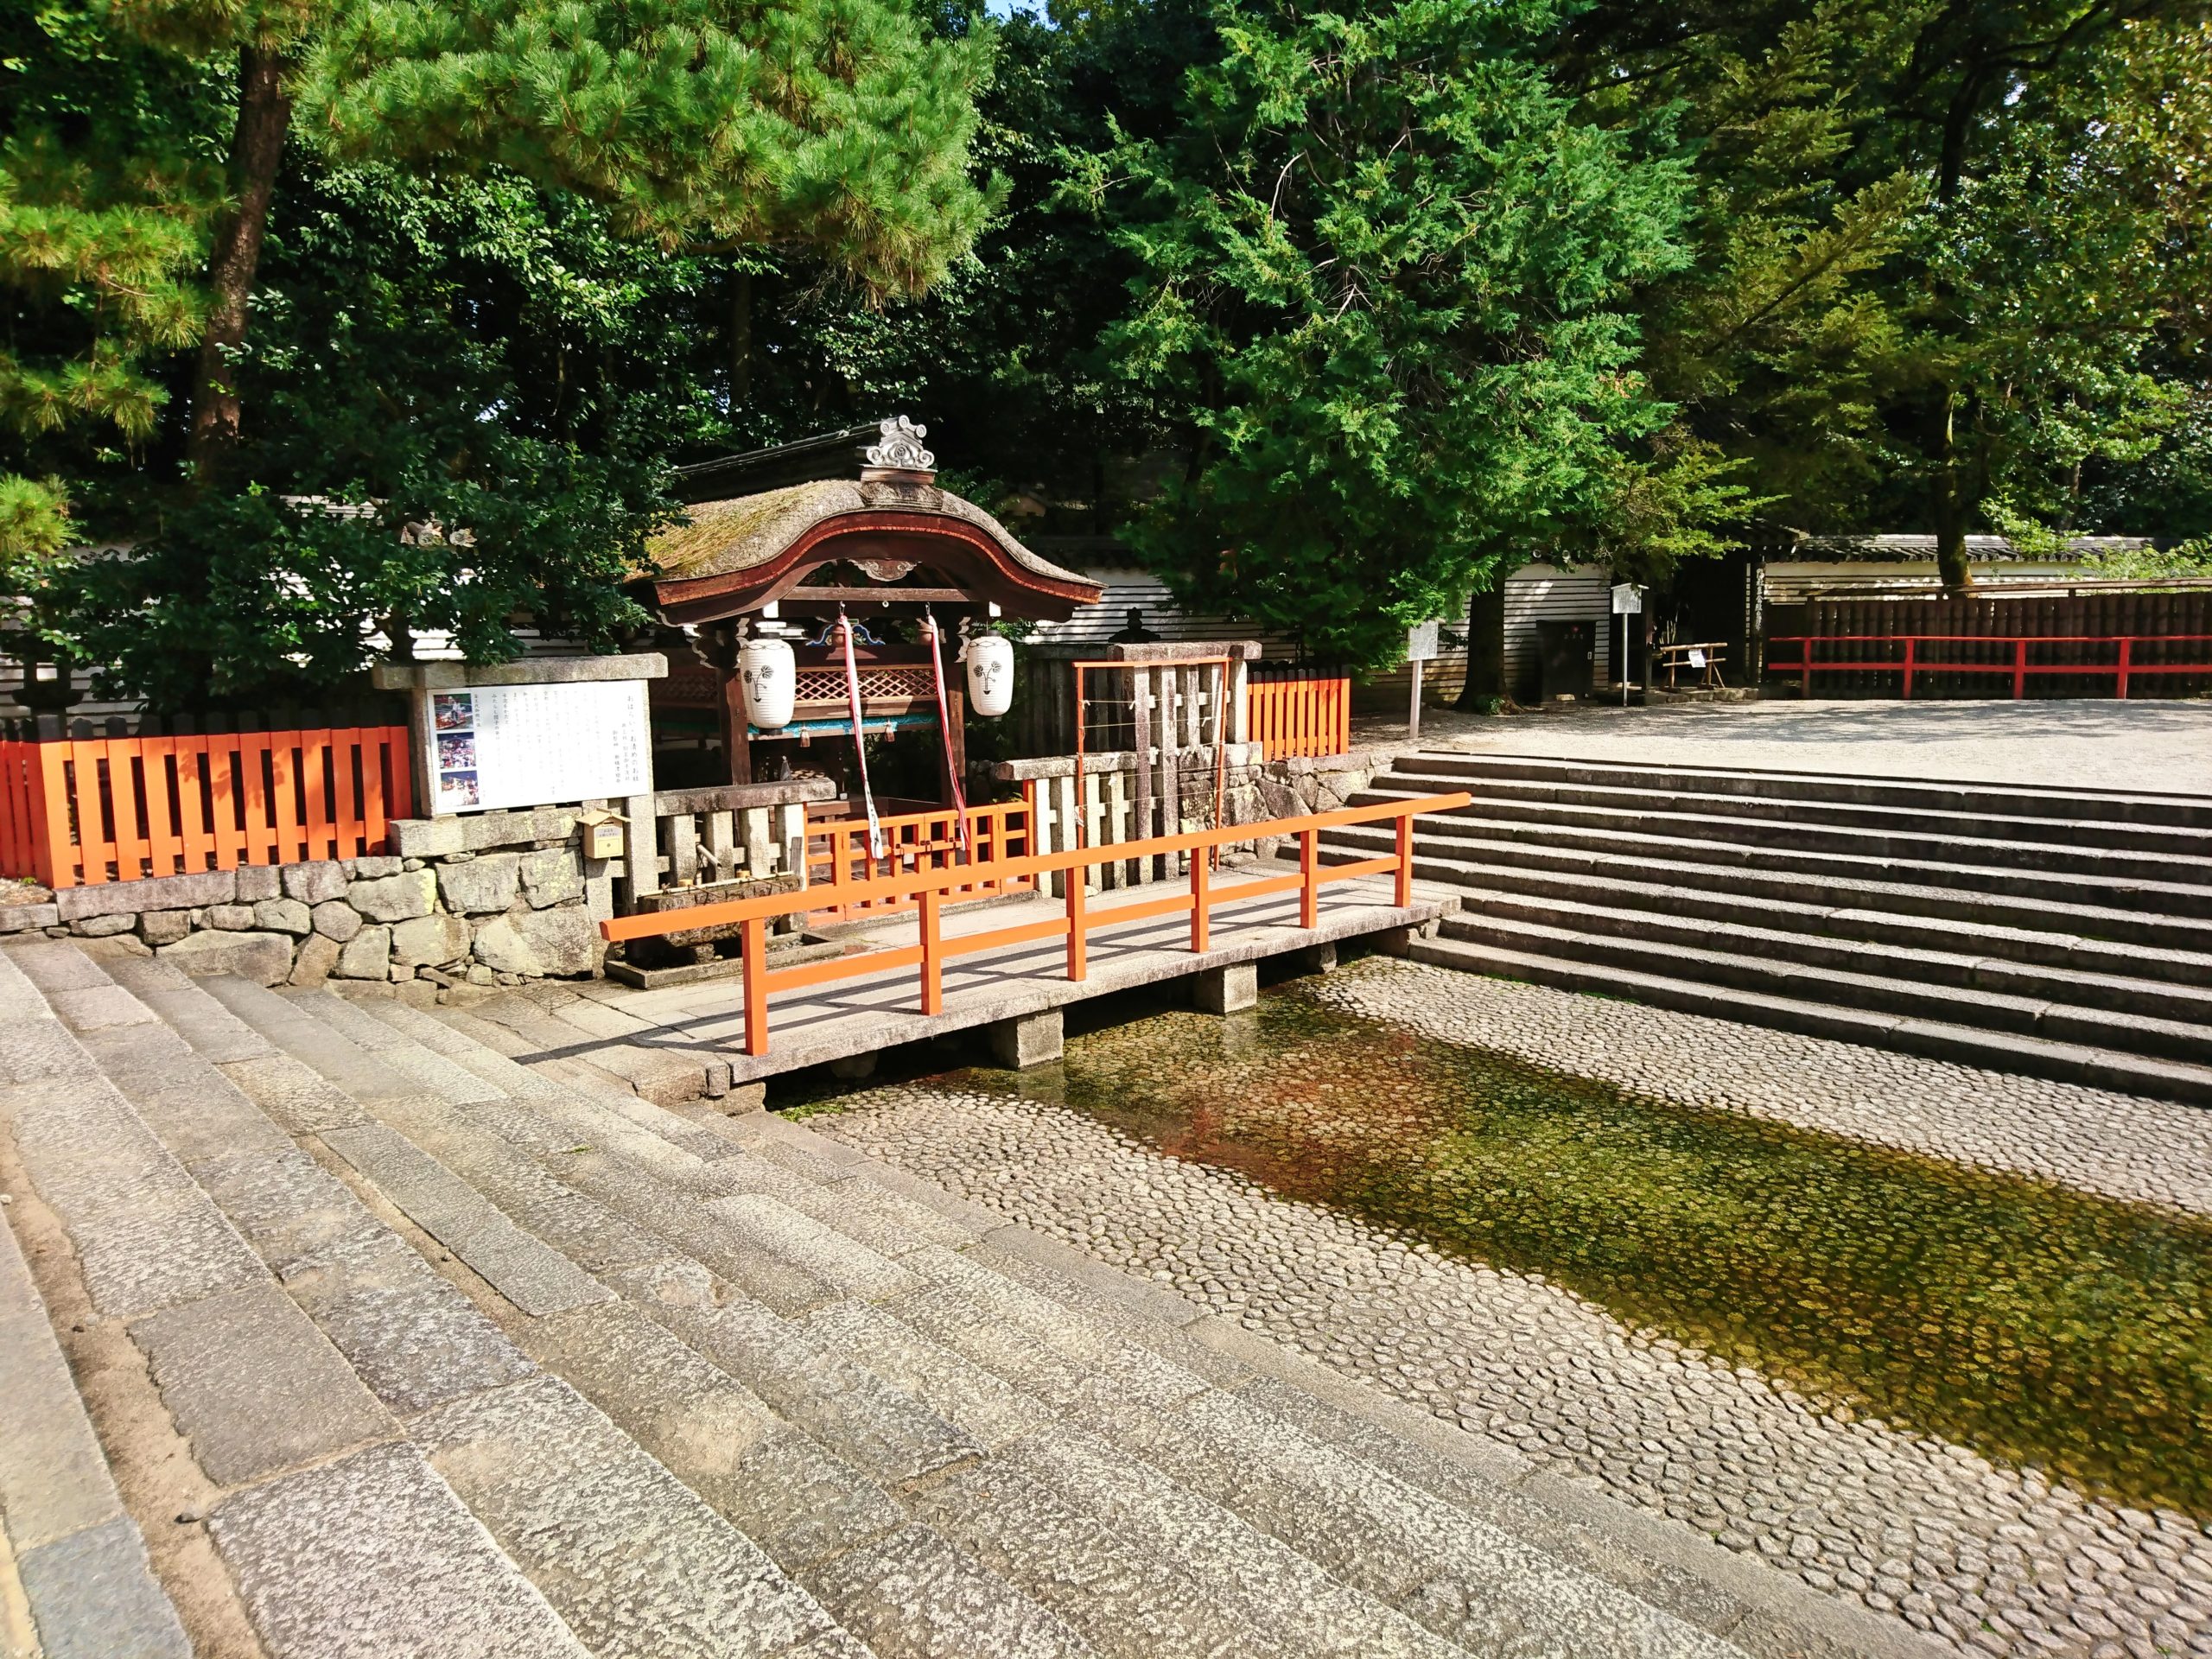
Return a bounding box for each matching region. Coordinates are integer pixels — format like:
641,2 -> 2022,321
639,419 -> 1101,807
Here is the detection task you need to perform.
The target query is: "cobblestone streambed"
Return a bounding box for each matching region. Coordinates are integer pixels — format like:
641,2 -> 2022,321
808,959 -> 2212,1658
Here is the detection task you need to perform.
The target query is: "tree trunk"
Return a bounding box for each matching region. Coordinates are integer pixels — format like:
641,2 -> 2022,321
1457,582 -> 1508,708
188,48 -> 293,481
1932,393 -> 1974,594
730,268 -> 753,405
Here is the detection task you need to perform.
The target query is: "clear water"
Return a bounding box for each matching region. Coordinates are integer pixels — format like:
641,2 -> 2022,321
911,976 -> 2212,1515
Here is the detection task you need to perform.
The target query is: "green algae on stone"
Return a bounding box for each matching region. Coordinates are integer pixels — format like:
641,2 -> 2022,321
944,982 -> 2212,1517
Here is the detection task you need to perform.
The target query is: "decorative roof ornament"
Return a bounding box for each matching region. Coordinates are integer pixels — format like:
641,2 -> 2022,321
864,415 -> 935,476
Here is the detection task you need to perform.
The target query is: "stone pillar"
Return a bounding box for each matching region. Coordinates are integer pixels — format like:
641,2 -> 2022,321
1192,961 -> 1257,1014
988,1006 -> 1064,1070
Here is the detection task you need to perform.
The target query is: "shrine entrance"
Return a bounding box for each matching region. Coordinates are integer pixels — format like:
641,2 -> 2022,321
639,417 -> 1101,817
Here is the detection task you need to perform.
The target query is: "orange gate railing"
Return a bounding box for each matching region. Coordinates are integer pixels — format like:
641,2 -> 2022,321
1244,676 -> 1351,759
0,726 -> 413,889
1768,634 -> 2212,699
604,789 -> 1469,1058
805,800 -> 1034,921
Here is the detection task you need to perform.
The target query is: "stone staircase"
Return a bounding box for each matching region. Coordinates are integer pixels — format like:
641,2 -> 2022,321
1326,751 -> 2212,1104
0,936 -> 1943,1659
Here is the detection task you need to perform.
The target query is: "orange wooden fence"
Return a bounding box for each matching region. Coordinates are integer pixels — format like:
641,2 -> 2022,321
804,800 -> 1034,921
0,726 -> 413,889
604,789 -> 1469,1058
1244,676 -> 1351,760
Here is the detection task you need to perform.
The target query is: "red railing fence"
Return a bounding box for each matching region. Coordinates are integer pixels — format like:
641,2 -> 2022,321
604,789 -> 1468,1058
0,725 -> 413,889
1768,634 -> 2212,700
1245,674 -> 1351,760
804,799 -> 1035,921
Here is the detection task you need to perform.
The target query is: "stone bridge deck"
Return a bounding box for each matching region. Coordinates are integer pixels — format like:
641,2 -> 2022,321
574,864 -> 1459,1093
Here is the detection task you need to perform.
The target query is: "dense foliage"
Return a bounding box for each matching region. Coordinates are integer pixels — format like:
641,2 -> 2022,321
3,0 -> 2209,699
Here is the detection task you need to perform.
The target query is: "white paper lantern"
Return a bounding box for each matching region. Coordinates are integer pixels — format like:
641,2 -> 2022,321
965,633 -> 1014,718
740,635 -> 796,730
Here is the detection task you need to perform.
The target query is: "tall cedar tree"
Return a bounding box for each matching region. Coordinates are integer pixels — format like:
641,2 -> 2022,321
1068,0 -> 1705,671
1564,0 -> 2210,590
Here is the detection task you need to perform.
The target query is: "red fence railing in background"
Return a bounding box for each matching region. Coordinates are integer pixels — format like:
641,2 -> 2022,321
0,726 -> 413,889
804,800 -> 1034,922
1768,635 -> 2212,700
1245,676 -> 1351,760
606,789 -> 1470,1058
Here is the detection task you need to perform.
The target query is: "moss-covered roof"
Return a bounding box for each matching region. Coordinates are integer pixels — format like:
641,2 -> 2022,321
645,477 -> 1095,591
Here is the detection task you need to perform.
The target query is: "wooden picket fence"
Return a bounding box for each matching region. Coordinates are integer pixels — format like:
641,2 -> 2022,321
0,723 -> 413,889
1243,674 -> 1351,760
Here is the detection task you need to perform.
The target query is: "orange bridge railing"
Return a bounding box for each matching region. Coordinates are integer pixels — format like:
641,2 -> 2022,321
0,726 -> 413,889
604,790 -> 1470,1058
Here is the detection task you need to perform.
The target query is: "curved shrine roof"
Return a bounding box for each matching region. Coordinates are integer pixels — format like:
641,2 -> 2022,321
643,477 -> 1102,623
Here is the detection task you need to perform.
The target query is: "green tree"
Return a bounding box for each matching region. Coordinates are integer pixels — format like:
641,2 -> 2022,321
1567,1 -> 2209,590
53,162 -> 710,707
0,4 -> 219,575
108,0 -> 996,479
1066,0 -> 1703,671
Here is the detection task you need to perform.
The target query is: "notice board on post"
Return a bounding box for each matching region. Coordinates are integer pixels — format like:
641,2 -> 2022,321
428,680 -> 652,815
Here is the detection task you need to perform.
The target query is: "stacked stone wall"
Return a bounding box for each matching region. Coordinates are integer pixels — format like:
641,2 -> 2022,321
0,805 -> 612,991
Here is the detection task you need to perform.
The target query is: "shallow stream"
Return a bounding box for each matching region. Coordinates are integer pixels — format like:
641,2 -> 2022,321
920,980 -> 2212,1516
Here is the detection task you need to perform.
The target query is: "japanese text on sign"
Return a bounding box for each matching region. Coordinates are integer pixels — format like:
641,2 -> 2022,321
429,681 -> 651,814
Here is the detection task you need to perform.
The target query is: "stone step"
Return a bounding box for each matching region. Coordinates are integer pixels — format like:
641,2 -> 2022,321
1351,783 -> 2212,892
1429,890 -> 2212,1058
1320,823 -> 2212,982
261,988 -> 1117,1659
276,992 -> 1726,1659
0,1163 -> 193,1659
1333,804 -> 2212,921
0,945 -> 598,1659
8,945 -> 885,1659
1395,750 -> 2212,830
1374,766 -> 2212,856
464,987 -> 714,1106
880,1250 -> 1742,1659
1408,931 -> 2212,1108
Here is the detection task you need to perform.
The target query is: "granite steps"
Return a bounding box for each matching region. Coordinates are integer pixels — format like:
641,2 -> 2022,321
0,933 -> 1942,1659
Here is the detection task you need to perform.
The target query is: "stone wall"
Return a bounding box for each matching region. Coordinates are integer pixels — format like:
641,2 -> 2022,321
0,804 -> 610,991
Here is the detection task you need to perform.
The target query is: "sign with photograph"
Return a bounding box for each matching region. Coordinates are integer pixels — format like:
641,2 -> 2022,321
428,680 -> 651,815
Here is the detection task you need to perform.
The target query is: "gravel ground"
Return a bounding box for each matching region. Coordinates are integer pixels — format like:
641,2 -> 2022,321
811,960 -> 2212,1659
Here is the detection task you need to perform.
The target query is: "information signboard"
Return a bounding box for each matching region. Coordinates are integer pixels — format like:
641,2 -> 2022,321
428,680 -> 651,815
1405,620 -> 1442,662
1611,582 -> 1643,614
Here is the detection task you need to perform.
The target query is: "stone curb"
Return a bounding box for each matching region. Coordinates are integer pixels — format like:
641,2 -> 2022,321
759,1109 -> 1954,1659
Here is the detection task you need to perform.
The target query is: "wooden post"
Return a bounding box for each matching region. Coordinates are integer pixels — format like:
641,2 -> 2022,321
2117,635 -> 2133,700
1065,856 -> 1087,982
1395,808 -> 1414,909
1408,658 -> 1423,739
2012,637 -> 2028,700
1299,827 -> 1318,928
1901,637 -> 1916,700
1190,841 -> 1211,952
918,886 -> 944,1014
741,917 -> 768,1056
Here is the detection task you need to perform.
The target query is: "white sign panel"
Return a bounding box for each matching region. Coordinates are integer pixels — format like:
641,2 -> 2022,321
1405,620 -> 1442,662
1611,582 -> 1643,614
429,681 -> 651,815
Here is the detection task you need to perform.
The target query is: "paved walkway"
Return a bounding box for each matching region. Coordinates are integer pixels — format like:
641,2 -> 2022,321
1352,700 -> 2212,795
814,959 -> 2212,1659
